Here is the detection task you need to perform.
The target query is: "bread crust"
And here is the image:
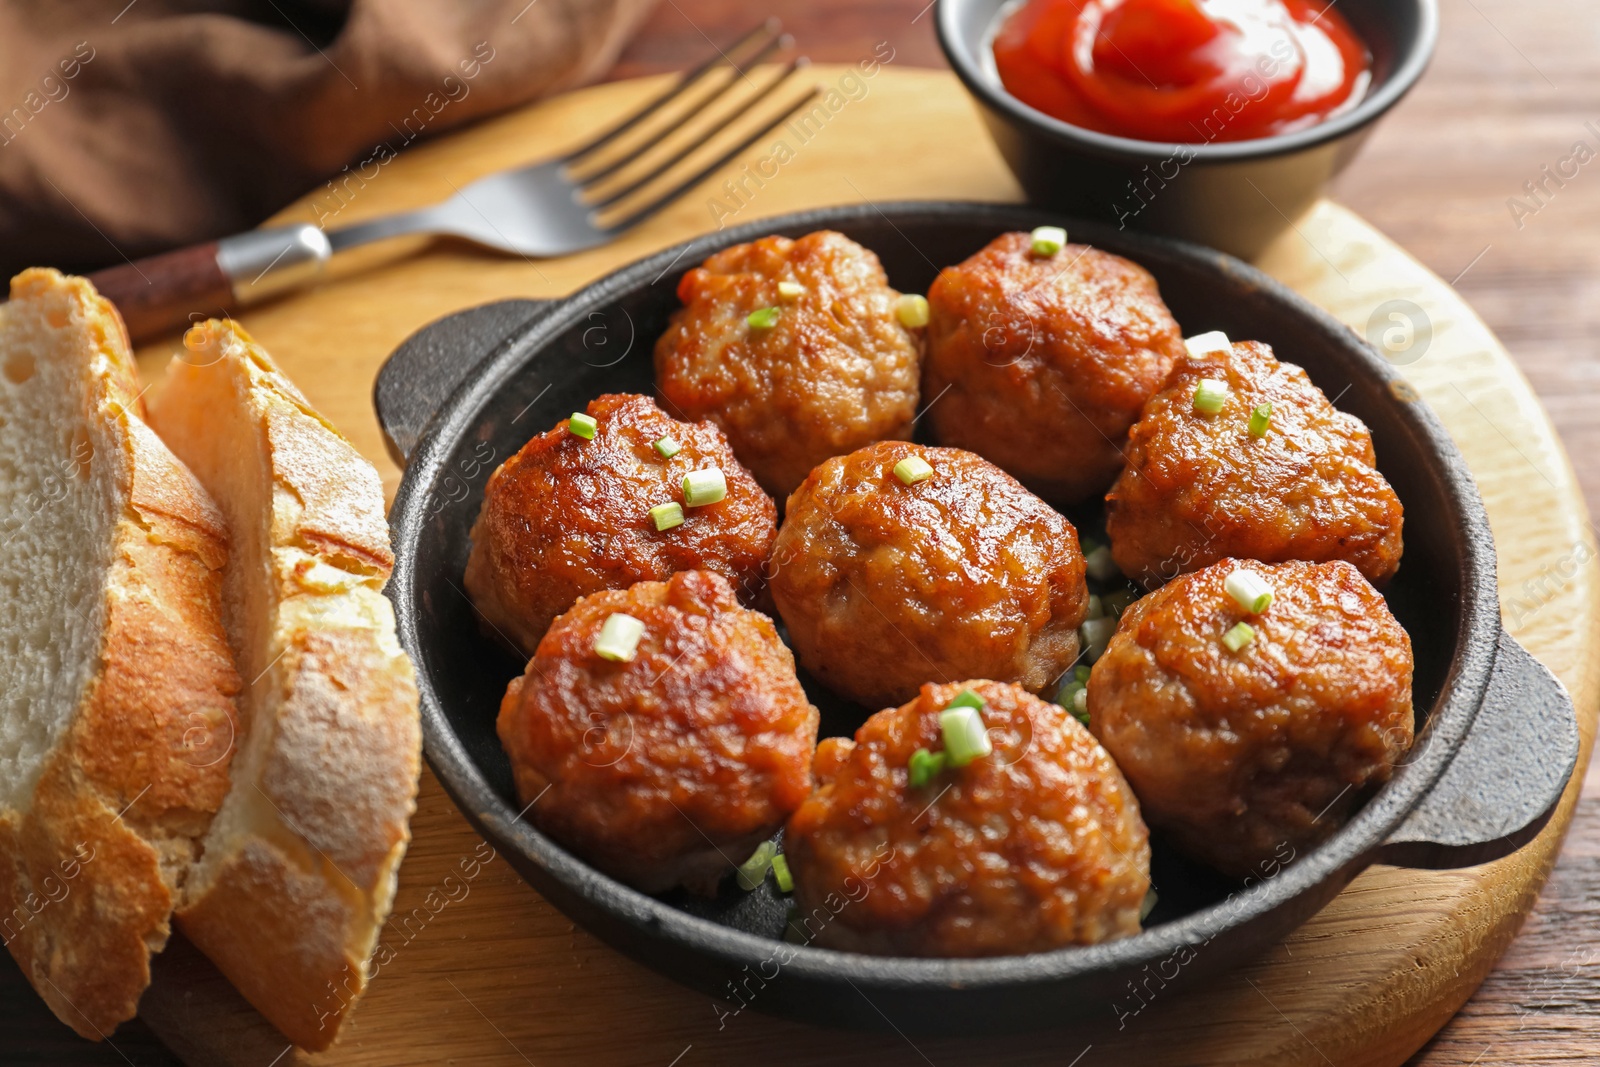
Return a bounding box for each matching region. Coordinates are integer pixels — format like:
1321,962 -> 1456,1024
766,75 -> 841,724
0,269 -> 238,1039
151,320 -> 420,1051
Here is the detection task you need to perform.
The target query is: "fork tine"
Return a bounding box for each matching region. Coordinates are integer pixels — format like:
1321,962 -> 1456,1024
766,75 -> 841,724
573,31 -> 792,187
602,83 -> 825,236
563,19 -> 783,166
587,58 -> 808,210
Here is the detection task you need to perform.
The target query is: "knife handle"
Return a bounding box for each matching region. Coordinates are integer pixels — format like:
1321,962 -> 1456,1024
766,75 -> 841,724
87,224 -> 332,343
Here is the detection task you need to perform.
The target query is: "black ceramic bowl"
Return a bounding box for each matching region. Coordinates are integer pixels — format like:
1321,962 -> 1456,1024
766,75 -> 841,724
375,201 -> 1575,1036
936,0 -> 1439,259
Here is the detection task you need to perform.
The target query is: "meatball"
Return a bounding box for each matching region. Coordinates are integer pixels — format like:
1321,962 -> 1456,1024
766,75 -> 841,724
496,571 -> 819,894
769,441 -> 1088,709
785,680 -> 1150,956
1105,338 -> 1404,590
653,230 -> 921,498
465,393 -> 776,654
1089,558 -> 1414,879
923,232 -> 1185,503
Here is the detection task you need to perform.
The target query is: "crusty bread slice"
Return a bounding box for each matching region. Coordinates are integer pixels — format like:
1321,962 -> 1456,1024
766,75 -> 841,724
148,319 -> 420,1051
0,269 -> 239,1039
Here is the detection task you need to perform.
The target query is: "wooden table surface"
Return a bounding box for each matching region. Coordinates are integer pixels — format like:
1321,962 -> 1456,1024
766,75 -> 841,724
7,1 -> 1597,1064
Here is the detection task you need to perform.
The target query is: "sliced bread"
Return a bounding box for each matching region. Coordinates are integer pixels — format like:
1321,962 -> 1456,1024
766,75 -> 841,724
0,269 -> 239,1038
148,319 -> 421,1051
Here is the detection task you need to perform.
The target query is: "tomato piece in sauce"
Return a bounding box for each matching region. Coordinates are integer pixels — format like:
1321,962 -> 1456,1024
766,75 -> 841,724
993,0 -> 1372,143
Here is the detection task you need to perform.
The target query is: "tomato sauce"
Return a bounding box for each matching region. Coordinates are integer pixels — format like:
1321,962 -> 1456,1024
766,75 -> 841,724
992,0 -> 1372,143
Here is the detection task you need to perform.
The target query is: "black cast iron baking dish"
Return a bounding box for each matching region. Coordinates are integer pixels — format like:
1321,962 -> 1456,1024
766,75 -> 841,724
375,201 -> 1578,1035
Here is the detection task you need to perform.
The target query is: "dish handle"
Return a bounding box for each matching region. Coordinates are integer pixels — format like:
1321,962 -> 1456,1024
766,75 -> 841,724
374,298 -> 556,466
1378,629 -> 1581,869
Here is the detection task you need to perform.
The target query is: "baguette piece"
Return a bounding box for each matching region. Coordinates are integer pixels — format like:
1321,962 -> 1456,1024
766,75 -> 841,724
0,270 -> 239,1038
149,320 -> 421,1051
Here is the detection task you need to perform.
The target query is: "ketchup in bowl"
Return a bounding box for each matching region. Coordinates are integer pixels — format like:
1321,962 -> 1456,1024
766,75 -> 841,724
992,0 -> 1373,143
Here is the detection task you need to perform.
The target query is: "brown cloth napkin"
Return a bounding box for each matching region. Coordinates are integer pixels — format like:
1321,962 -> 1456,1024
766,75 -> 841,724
0,0 -> 657,277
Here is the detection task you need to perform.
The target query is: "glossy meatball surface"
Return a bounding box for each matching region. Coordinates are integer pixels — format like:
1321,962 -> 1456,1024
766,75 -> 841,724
496,571 -> 819,895
924,233 -> 1185,503
1089,559 -> 1414,879
785,680 -> 1150,956
465,393 -> 777,655
770,441 -> 1088,709
1106,339 -> 1404,590
653,230 -> 921,498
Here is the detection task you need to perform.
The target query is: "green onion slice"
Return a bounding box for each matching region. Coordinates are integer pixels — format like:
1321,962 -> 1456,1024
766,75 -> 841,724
1056,679 -> 1089,726
594,612 -> 645,662
653,435 -> 681,459
1081,616 -> 1117,662
893,455 -> 933,486
777,281 -> 805,301
1030,225 -> 1067,256
1084,544 -> 1120,582
1085,594 -> 1105,621
1224,568 -> 1274,614
1223,621 -> 1256,652
568,412 -> 597,439
747,306 -> 781,330
896,293 -> 930,328
1248,402 -> 1273,438
908,747 -> 947,789
1075,665 -> 1091,684
771,853 -> 794,893
649,501 -> 684,532
736,841 -> 778,891
682,467 -> 727,507
1193,378 -> 1230,416
1184,331 -> 1232,359
939,705 -> 993,767
945,688 -> 985,711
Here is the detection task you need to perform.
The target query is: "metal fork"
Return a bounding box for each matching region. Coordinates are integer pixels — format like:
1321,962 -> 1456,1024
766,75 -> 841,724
87,21 -> 818,342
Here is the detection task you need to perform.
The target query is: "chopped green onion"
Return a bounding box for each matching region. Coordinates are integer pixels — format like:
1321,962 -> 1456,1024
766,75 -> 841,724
777,281 -> 805,301
1248,402 -> 1273,438
908,747 -> 947,789
896,293 -> 930,328
594,613 -> 645,662
939,705 -> 993,767
649,501 -> 685,532
736,841 -> 778,891
568,412 -> 597,439
1081,617 -> 1117,662
771,853 -> 794,893
1185,331 -> 1232,358
1075,665 -> 1091,684
1085,594 -> 1105,621
1056,679 -> 1089,725
653,435 -> 681,459
945,688 -> 985,711
1085,544 -> 1120,582
1224,568 -> 1274,614
1223,621 -> 1256,652
1193,378 -> 1230,416
1104,588 -> 1138,617
682,467 -> 727,507
1140,888 -> 1158,922
1030,225 -> 1067,256
747,307 -> 781,330
893,455 -> 933,486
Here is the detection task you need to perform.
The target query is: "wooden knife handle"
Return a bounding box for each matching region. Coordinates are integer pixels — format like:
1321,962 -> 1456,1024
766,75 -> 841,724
87,242 -> 234,343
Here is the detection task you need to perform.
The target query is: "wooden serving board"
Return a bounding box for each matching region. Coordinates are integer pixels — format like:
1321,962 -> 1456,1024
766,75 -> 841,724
128,69 -> 1599,1067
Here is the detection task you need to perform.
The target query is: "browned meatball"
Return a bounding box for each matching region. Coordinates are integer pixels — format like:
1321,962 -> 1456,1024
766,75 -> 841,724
769,441 -> 1087,709
465,393 -> 776,654
1089,558 -> 1413,879
496,571 -> 819,894
1105,339 -> 1404,590
653,230 -> 921,498
923,233 -> 1185,503
785,680 -> 1150,956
